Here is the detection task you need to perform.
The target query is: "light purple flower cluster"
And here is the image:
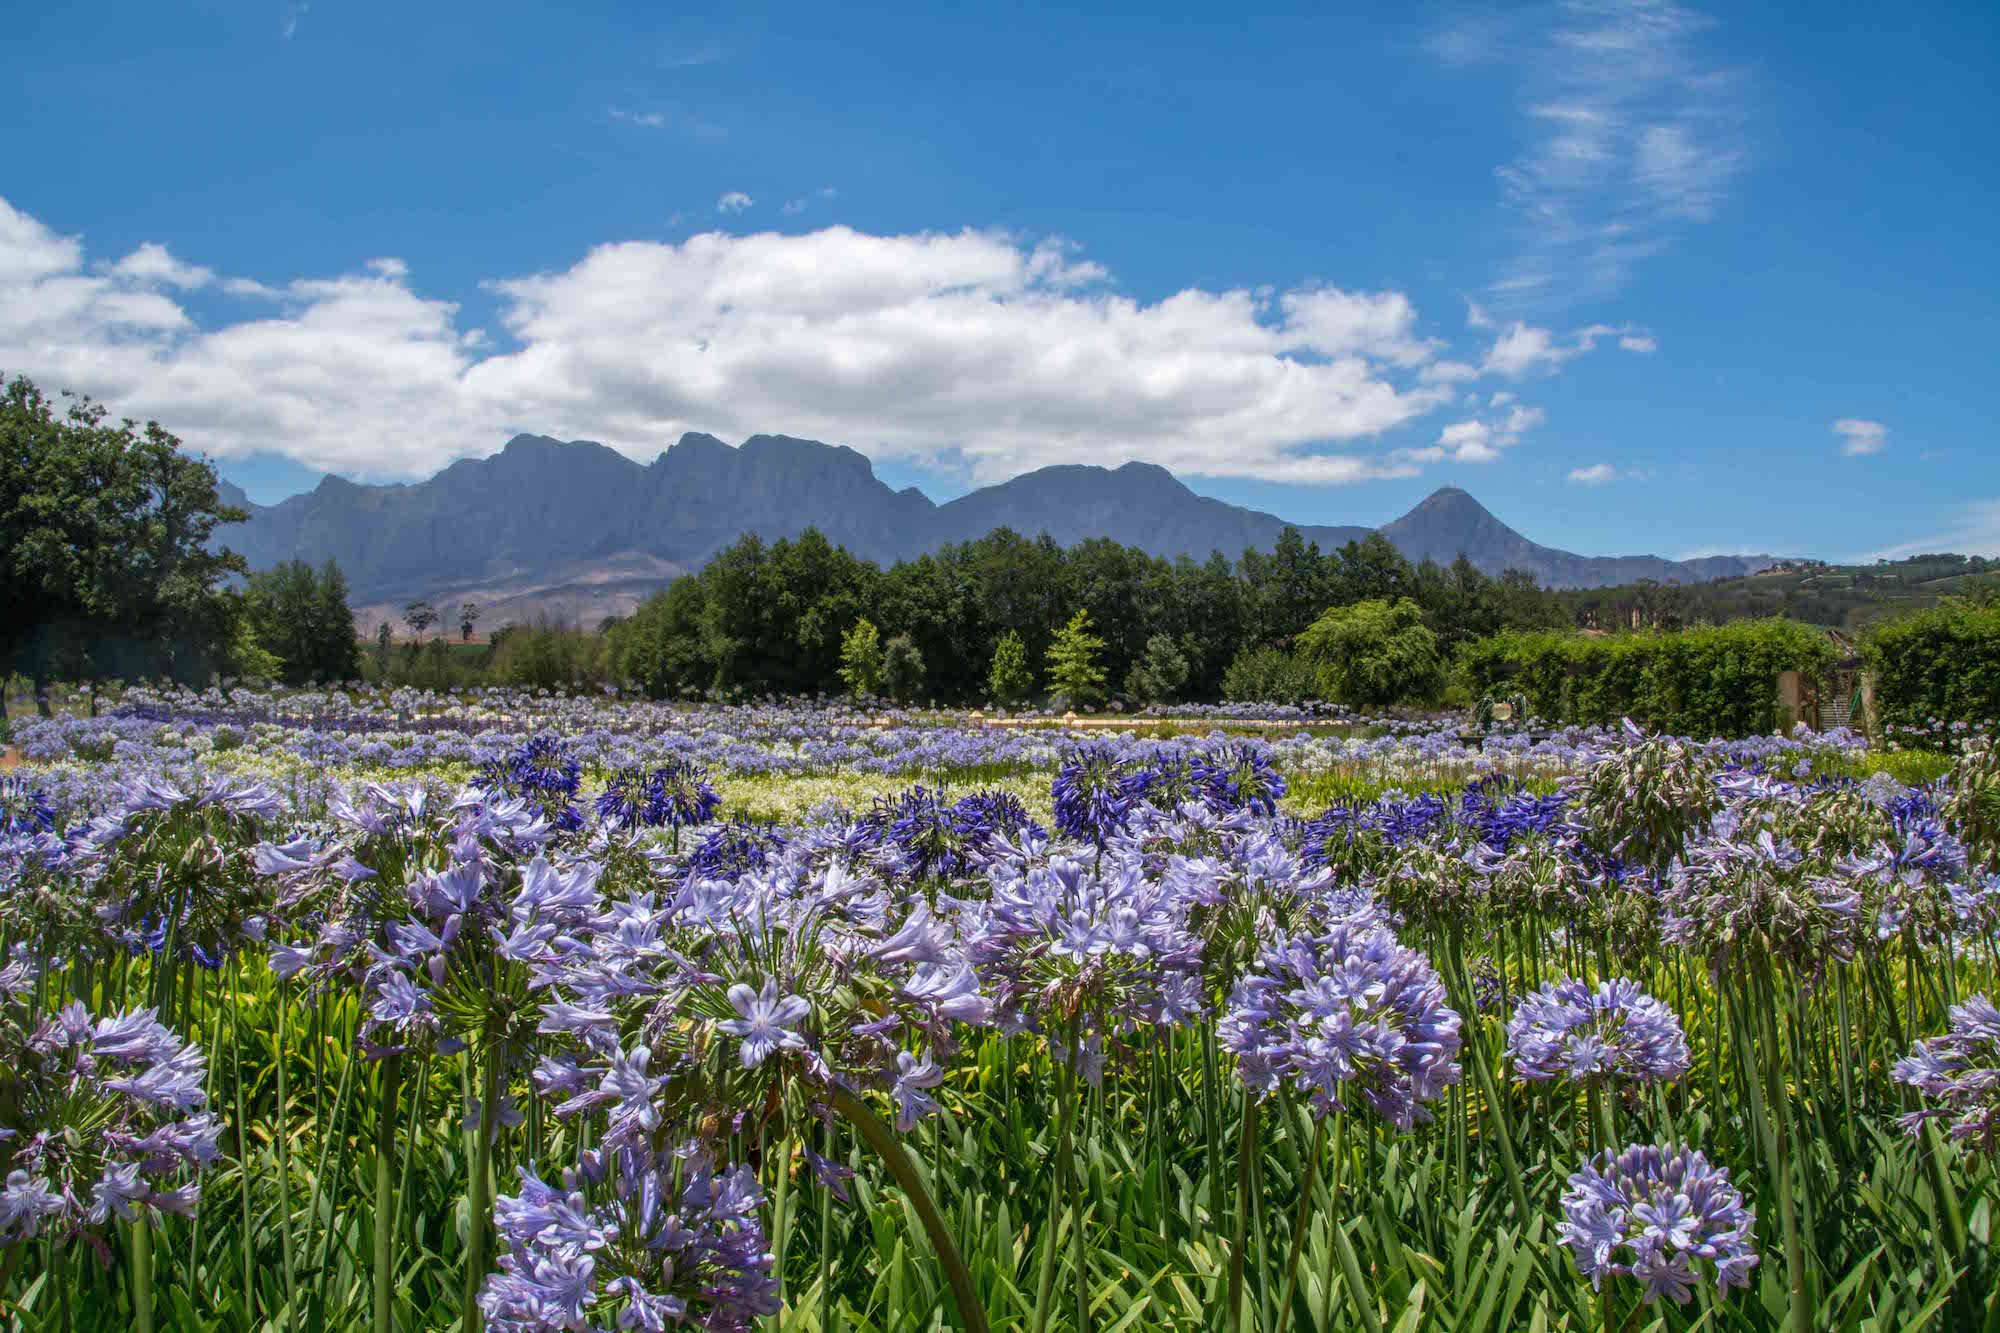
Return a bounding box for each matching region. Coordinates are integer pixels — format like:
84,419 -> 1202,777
1892,993 -> 2000,1158
480,1145 -> 779,1332
0,1003 -> 219,1252
1558,1143 -> 1758,1304
1506,978 -> 1690,1086
1220,923 -> 1462,1128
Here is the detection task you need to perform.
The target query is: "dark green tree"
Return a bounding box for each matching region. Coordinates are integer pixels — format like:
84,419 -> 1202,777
0,374 -> 248,714
881,632 -> 926,703
244,559 -> 362,684
986,629 -> 1035,707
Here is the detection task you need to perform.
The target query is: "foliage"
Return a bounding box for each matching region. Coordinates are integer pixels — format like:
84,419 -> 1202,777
1459,619 -> 1836,738
487,619 -> 610,690
1295,597 -> 1444,707
1126,633 -> 1192,704
1045,609 -> 1108,707
838,618 -> 884,699
610,523 -> 1569,705
1864,601 -> 2000,738
881,631 -> 925,702
243,559 -> 362,685
1220,644 -> 1317,705
987,628 -> 1036,707
0,374 -> 248,704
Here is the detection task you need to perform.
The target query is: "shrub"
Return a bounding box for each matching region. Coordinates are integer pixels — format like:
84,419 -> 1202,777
1458,619 -> 1833,739
1864,603 -> 2000,740
1295,598 -> 1444,707
1220,644 -> 1316,705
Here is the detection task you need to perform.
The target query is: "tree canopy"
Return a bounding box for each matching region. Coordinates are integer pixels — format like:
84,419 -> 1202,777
1,374 -> 248,709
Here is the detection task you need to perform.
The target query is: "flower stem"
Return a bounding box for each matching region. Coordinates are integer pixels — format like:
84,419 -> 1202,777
1273,1115 -> 1326,1333
374,1052 -> 403,1333
826,1084 -> 989,1333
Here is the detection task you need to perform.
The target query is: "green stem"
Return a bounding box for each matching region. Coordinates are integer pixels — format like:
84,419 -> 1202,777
462,1043 -> 499,1333
1032,1035 -> 1079,1333
826,1084 -> 990,1333
1227,1097 -> 1259,1333
130,1217 -> 155,1333
374,1052 -> 403,1333
1273,1115 -> 1326,1333
275,979 -> 299,1315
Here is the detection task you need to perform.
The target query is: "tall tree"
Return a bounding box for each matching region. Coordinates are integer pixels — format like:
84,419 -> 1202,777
403,601 -> 439,643
1045,609 -> 1108,708
986,629 -> 1035,707
838,618 -> 884,699
244,559 -> 362,684
0,375 -> 247,713
459,602 -> 481,642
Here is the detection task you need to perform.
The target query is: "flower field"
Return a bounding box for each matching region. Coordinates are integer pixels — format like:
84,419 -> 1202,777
0,684 -> 1996,1332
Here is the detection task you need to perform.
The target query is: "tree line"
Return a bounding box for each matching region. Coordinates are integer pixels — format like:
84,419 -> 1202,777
605,524 -> 1573,706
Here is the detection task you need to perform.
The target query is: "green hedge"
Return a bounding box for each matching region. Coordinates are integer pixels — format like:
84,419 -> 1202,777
1864,603 -> 2000,736
1456,620 -> 1834,739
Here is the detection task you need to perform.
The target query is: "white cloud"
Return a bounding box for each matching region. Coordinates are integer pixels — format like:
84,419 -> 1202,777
1430,402 -> 1544,464
716,192 -> 753,215
0,195 -> 1495,486
1432,1 -> 1749,305
107,242 -> 213,289
1833,418 -> 1887,456
1482,319 -> 1652,377
1567,462 -> 1617,485
1856,500 -> 2000,561
609,107 -> 670,130
1489,391 -> 1515,407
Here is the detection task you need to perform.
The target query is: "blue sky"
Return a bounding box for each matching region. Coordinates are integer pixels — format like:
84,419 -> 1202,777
3,1 -> 1996,562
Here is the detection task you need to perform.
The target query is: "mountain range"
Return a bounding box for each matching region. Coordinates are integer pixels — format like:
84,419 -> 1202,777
216,432 -> 1776,627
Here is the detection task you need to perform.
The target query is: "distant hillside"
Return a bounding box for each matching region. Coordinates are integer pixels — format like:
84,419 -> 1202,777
1559,554 -> 2000,633
217,432 -> 1778,624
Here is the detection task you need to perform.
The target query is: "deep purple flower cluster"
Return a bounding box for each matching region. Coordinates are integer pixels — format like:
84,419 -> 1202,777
1506,978 -> 1690,1086
480,1145 -> 778,1332
1558,1143 -> 1758,1304
1892,993 -> 2000,1158
1052,742 -> 1136,845
594,758 -> 722,831
1220,923 -> 1462,1128
866,785 -> 1038,880
0,1003 -> 219,1252
488,735 -> 585,833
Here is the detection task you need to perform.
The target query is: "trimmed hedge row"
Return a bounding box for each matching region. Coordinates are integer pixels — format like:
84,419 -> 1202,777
1456,619 -> 1834,739
1864,603 -> 2000,736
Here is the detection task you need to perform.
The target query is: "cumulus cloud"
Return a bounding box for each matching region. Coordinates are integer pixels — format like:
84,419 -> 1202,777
1432,0 -> 1749,306
0,194 -> 1520,485
1567,462 -> 1617,485
716,192 -> 753,214
1834,418 -> 1887,456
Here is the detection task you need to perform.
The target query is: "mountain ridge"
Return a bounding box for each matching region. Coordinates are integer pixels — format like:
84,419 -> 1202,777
217,433 -> 1777,625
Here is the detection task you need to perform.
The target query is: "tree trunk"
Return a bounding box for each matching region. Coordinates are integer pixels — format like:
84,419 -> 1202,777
33,675 -> 51,719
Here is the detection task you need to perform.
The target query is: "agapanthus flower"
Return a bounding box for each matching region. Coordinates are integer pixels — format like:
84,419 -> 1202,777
1507,978 -> 1690,1086
1220,923 -> 1462,1128
717,978 -> 811,1069
1892,993 -> 2000,1158
1558,1143 -> 1758,1304
480,1145 -> 778,1333
1051,742 -> 1135,846
0,1004 -> 220,1250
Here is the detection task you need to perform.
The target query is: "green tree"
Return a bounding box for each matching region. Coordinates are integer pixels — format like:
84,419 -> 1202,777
838,618 -> 884,698
0,375 -> 248,715
403,600 -> 439,643
460,602 -> 481,642
244,559 -> 362,684
1295,597 -> 1443,707
1126,633 -> 1190,704
986,629 -> 1035,706
881,631 -> 925,703
1045,609 -> 1108,708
